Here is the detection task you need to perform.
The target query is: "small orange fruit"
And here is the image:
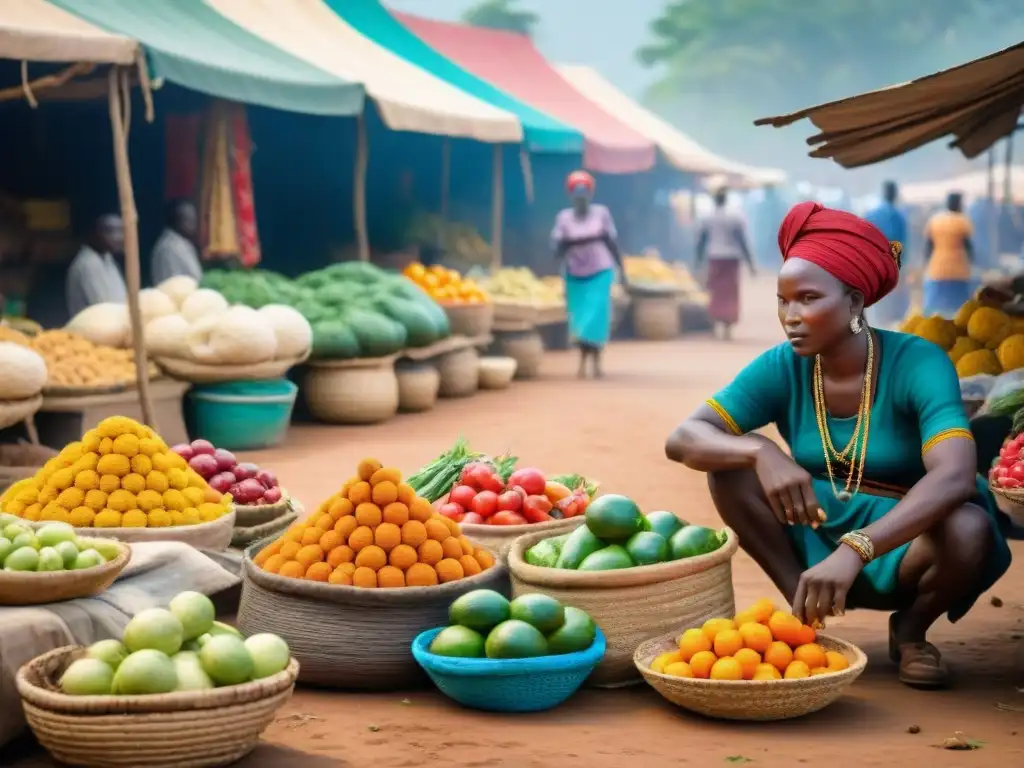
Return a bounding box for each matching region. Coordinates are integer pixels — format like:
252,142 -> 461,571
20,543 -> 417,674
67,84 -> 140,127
327,545 -> 355,568
382,502 -> 409,526
369,467 -> 402,486
733,648 -> 762,680
374,522 -> 402,552
355,503 -> 382,528
750,598 -> 776,623
319,530 -> 344,553
664,661 -> 694,678
280,541 -> 302,559
701,617 -> 735,644
739,622 -> 773,653
457,535 -> 474,555
401,520 -> 428,548
355,545 -> 387,571
793,643 -> 828,670
295,544 -> 325,569
689,651 -> 718,679
424,518 -> 451,542
348,481 -> 372,505
328,567 -> 353,585
329,498 -> 354,520
825,651 -> 850,671
262,554 -> 286,574
352,566 -> 378,588
406,562 -> 438,586
473,549 -> 495,570
389,543 -> 418,570
763,641 -> 794,672
348,525 -> 374,552
752,663 -> 782,680
334,515 -> 358,540
767,611 -> 803,646
357,458 -> 383,482
315,514 -> 335,532
459,554 -> 482,576
377,565 -> 406,588
732,610 -> 760,628
441,537 -> 464,559
784,660 -> 811,679
435,558 -> 464,583
371,481 -> 398,506
710,657 -> 744,681
810,667 -> 832,676
793,623 -> 817,646
397,483 -> 417,506
678,628 -> 712,661
651,650 -> 683,673
304,562 -> 332,582
409,497 -> 433,522
713,629 -> 744,658
417,539 -> 444,565
279,561 -> 305,579
300,527 -> 322,546
254,540 -> 282,566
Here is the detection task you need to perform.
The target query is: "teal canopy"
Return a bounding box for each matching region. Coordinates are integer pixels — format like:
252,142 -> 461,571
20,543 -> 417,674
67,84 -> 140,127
52,0 -> 364,116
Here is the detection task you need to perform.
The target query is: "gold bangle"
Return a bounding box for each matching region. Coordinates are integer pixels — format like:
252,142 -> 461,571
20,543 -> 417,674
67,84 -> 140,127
839,531 -> 875,564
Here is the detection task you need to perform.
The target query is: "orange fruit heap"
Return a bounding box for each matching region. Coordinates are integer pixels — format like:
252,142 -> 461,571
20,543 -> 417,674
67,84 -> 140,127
648,598 -> 851,681
0,416 -> 231,528
402,262 -> 490,305
253,458 -> 495,588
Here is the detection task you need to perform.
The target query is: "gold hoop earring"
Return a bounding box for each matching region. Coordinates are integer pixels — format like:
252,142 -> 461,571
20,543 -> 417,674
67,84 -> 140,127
850,316 -> 863,335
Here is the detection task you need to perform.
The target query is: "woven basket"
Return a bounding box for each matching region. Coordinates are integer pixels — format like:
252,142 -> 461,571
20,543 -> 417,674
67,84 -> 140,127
634,631 -> 867,721
231,510 -> 298,549
155,353 -> 309,385
441,303 -> 494,338
437,347 -> 480,399
0,394 -> 42,431
632,294 -> 681,340
42,383 -> 129,398
494,329 -> 544,380
459,516 -> 585,561
46,509 -> 236,551
991,485 -> 1024,526
304,356 -> 399,424
396,361 -> 440,413
236,542 -> 511,690
478,356 -> 517,390
506,528 -> 738,687
0,541 -> 129,606
232,493 -> 292,528
17,645 -> 298,768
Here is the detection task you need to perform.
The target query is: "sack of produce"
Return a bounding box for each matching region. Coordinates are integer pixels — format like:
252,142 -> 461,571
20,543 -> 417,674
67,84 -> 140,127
17,592 -> 297,768
507,495 -> 738,687
29,330 -> 157,393
0,342 -> 47,401
0,442 -> 57,494
237,457 -> 509,690
0,416 -> 236,550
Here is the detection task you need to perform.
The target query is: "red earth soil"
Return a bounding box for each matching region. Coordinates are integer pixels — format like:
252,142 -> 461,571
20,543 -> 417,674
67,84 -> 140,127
7,276 -> 1022,766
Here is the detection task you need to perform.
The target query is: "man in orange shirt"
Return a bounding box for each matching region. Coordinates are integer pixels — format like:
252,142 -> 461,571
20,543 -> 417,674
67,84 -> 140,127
922,192 -> 975,318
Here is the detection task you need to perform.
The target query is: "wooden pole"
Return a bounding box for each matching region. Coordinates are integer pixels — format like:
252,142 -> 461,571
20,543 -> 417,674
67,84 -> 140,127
354,113 -> 369,262
440,137 -> 450,220
108,66 -> 156,429
491,144 -> 503,269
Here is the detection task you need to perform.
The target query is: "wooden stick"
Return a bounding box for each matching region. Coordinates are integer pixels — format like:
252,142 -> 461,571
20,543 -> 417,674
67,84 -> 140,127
491,144 -> 504,270
0,62 -> 95,104
108,66 -> 156,429
354,113 -> 369,262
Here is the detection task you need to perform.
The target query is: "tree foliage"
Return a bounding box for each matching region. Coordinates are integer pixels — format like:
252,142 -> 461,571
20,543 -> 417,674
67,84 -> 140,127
461,0 -> 539,37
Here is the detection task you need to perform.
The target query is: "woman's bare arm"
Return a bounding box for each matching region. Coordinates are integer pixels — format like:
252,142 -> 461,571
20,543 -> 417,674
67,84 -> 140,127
665,403 -> 771,472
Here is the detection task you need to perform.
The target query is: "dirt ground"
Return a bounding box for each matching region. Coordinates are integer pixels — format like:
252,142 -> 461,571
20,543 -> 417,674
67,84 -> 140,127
7,275 -> 1024,766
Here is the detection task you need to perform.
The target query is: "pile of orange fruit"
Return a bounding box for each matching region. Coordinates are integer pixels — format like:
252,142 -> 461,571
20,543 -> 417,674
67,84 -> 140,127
254,458 -> 495,588
649,599 -> 851,681
402,263 -> 490,305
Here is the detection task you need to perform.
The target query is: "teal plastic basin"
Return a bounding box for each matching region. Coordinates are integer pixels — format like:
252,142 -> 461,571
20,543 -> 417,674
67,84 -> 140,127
187,379 -> 297,451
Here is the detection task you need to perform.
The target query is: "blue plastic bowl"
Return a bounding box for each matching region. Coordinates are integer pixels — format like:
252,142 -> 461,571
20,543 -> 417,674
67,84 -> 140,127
187,379 -> 298,452
411,626 -> 606,713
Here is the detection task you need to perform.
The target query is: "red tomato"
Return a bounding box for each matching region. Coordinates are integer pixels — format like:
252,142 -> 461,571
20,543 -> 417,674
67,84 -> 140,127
449,484 -> 477,509
439,502 -> 464,520
1009,463 -> 1024,482
1000,446 -> 1017,463
468,465 -> 496,491
471,490 -> 499,518
489,511 -> 528,526
1002,477 -> 1021,488
507,468 -> 546,497
497,489 -> 524,513
993,466 -> 1009,482
461,512 -> 485,525
460,461 -> 492,488
556,496 -> 579,518
522,494 -> 553,523
479,472 -> 506,495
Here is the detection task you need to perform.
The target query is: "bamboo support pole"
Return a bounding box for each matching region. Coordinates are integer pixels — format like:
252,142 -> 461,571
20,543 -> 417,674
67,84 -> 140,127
108,66 -> 156,429
491,144 -> 504,269
354,113 -> 369,262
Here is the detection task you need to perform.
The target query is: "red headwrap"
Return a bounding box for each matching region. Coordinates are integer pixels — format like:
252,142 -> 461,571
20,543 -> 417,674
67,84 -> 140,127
566,170 -> 595,194
777,201 -> 900,307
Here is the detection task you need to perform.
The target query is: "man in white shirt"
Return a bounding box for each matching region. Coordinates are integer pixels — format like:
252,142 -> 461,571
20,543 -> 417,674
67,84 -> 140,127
151,199 -> 202,286
696,187 -> 755,340
65,213 -> 127,319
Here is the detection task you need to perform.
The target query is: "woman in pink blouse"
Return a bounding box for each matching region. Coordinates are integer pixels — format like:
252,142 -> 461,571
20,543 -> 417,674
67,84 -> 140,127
551,170 -> 626,378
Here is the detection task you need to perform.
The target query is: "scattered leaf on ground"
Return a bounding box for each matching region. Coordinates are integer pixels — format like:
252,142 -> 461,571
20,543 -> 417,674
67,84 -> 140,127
274,713 -> 323,730
725,758 -> 752,764
400,698 -> 411,705
368,725 -> 380,732
991,596 -> 1004,607
907,725 -> 920,734
937,732 -> 983,750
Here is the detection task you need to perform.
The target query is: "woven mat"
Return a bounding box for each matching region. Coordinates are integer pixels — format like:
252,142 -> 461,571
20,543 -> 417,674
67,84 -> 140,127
0,542 -> 240,748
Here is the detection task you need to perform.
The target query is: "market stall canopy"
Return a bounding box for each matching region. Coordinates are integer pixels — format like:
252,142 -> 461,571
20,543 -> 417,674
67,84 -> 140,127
0,0 -> 136,64
324,0 -> 579,154
900,165 -> 1024,207
755,42 -> 1024,169
206,0 -> 520,143
397,14 -> 654,174
50,0 -> 364,116
555,64 -> 785,185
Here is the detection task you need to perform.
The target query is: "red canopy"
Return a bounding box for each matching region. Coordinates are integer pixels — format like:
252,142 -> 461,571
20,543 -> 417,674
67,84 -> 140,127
396,13 -> 656,174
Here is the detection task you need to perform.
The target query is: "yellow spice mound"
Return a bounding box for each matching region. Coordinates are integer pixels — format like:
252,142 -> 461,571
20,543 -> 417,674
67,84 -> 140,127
0,416 -> 231,528
254,457 -> 495,587
30,330 -> 158,389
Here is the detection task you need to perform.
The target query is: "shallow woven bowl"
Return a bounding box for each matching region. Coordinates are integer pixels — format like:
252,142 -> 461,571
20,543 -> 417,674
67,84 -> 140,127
0,541 -> 130,606
990,485 -> 1024,526
17,645 -> 299,768
634,631 -> 867,721
478,356 -> 517,390
412,626 -> 606,713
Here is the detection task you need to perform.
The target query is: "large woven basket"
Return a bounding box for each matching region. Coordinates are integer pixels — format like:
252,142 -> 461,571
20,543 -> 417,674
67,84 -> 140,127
494,329 -> 544,380
17,645 -> 299,768
634,631 -> 867,721
236,541 -> 511,690
0,394 -> 43,431
396,360 -> 440,413
507,528 -> 738,687
232,493 -> 292,528
441,302 -> 494,338
39,509 -> 236,551
304,356 -> 399,424
632,294 -> 681,340
458,516 -> 585,561
0,541 -> 130,606
437,347 -> 480,398
231,510 -> 298,550
155,353 -> 309,384
990,485 -> 1024,526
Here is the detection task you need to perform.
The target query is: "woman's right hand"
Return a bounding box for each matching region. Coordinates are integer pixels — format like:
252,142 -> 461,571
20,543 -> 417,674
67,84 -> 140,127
753,441 -> 822,527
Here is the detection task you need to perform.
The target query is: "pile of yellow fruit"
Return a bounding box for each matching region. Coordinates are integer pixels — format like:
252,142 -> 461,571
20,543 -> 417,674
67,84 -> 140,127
0,416 -> 232,528
903,296 -> 1024,377
403,263 -> 490,305
27,330 -> 157,389
254,458 -> 495,588
485,267 -> 562,305
648,599 -> 851,681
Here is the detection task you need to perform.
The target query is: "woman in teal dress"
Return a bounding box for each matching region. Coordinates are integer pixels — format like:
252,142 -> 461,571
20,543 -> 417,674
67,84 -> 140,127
666,201 -> 1012,689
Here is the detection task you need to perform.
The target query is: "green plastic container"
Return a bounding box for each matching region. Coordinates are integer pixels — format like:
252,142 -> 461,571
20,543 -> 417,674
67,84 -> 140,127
187,379 -> 297,451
